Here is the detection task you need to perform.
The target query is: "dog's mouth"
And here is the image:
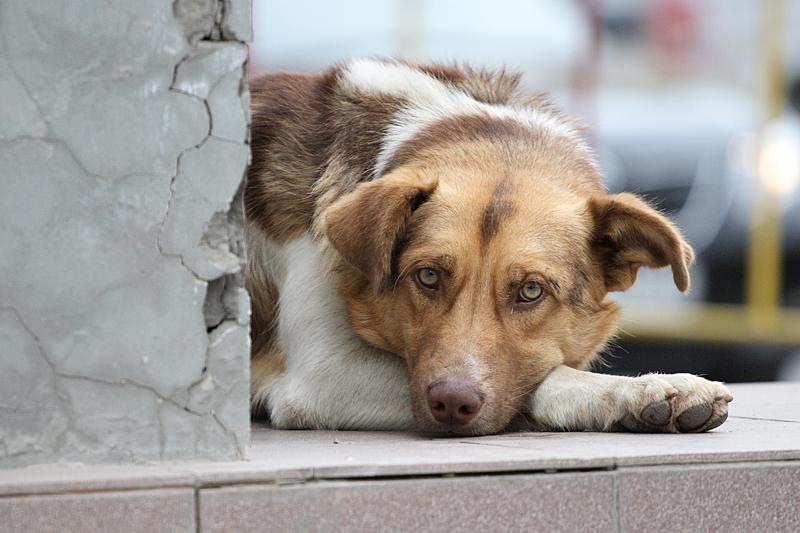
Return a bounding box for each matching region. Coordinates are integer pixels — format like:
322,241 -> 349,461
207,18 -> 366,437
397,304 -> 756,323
411,378 -> 518,437
415,413 -> 511,437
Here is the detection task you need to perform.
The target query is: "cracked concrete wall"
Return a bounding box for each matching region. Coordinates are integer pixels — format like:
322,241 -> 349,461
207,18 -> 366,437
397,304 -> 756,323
0,0 -> 252,467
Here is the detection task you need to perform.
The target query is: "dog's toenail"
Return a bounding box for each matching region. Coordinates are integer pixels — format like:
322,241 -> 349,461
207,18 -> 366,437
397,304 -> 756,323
641,400 -> 671,425
677,403 -> 713,431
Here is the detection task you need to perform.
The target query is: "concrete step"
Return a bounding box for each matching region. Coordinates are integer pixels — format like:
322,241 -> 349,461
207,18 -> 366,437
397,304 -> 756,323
1,382 -> 799,532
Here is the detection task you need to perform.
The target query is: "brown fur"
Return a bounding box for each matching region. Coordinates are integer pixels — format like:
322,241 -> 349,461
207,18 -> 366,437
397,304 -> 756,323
480,179 -> 515,247
246,59 -> 693,434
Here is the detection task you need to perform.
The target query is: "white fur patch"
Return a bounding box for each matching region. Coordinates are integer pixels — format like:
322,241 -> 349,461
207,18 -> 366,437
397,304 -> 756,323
258,235 -> 415,430
339,59 -> 583,177
341,59 -> 451,104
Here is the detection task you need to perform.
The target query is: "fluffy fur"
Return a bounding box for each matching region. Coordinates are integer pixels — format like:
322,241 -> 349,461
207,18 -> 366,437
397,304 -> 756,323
245,58 -> 732,435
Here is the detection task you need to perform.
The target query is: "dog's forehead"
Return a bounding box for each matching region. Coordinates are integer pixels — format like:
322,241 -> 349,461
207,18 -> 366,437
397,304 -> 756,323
491,197 -> 591,271
409,173 -> 590,267
427,169 -> 587,228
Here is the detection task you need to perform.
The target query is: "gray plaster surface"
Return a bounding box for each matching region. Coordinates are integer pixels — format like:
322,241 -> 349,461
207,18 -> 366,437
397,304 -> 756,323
0,0 -> 251,466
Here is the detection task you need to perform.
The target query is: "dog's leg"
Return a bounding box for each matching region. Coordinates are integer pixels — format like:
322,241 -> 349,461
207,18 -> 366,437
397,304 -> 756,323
529,366 -> 733,433
267,354 -> 414,431
256,235 -> 415,431
265,345 -> 416,431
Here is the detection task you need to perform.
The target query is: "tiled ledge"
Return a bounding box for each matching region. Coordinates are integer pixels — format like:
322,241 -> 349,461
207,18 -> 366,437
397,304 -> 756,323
2,383 -> 799,532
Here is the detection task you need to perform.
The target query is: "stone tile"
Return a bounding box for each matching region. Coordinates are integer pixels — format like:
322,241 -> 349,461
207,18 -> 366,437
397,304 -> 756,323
199,472 -> 613,533
725,382 -> 800,422
198,409 -> 800,483
618,462 -> 800,533
0,488 -> 195,533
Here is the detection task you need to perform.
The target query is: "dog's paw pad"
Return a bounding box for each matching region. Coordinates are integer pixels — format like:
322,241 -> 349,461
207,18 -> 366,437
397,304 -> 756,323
616,412 -> 644,432
612,374 -> 733,433
659,375 -> 733,433
677,402 -> 713,432
641,399 -> 672,426
704,410 -> 729,431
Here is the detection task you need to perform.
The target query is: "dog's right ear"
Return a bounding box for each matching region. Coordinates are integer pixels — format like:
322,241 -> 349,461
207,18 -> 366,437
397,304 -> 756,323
324,168 -> 438,289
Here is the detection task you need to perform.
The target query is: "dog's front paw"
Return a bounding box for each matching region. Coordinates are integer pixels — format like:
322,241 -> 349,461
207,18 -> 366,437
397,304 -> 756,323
612,373 -> 733,433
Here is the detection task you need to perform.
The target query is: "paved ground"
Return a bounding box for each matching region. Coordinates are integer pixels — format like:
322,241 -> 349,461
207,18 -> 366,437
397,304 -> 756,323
1,382 -> 799,532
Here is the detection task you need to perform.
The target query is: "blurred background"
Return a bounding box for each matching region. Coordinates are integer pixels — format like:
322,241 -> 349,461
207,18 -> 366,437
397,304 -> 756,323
249,0 -> 800,382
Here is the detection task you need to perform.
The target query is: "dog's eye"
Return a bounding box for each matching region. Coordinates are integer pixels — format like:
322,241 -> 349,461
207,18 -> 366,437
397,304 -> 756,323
518,281 -> 543,303
415,268 -> 440,290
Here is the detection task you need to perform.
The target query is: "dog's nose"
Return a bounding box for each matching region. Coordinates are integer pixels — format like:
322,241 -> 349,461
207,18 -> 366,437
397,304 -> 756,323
427,377 -> 483,426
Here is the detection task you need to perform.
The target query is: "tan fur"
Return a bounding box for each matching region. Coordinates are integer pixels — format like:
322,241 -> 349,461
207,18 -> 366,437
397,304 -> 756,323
245,59 -> 693,434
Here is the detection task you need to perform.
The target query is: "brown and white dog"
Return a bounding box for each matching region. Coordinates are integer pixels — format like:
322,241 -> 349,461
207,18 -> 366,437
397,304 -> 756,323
245,58 -> 732,436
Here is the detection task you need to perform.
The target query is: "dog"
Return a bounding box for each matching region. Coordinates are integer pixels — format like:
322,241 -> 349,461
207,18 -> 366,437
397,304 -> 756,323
244,58 -> 732,436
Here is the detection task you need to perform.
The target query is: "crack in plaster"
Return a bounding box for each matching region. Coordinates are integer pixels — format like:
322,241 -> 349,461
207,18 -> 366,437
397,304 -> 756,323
55,373 -> 206,418
0,306 -> 71,458
1,35 -> 109,183
157,50 -> 247,283
154,40 -> 250,456
173,0 -> 224,43
213,412 -> 244,456
0,306 -> 243,461
155,52 -> 214,283
173,0 -> 249,45
155,142 -> 213,282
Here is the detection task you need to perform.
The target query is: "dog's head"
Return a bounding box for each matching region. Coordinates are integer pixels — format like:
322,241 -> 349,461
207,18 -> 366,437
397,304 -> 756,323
324,141 -> 693,435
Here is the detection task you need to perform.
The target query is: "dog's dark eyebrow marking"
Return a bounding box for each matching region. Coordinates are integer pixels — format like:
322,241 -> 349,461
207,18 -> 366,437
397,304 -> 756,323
480,180 -> 515,248
567,264 -> 590,307
547,276 -> 561,294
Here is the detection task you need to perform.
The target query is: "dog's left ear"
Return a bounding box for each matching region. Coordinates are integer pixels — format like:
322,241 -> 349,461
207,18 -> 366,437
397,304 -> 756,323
588,193 -> 695,293
325,168 -> 438,289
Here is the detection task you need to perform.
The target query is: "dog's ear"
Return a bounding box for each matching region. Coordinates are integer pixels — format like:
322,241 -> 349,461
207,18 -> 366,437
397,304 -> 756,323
325,168 -> 438,288
588,193 -> 694,293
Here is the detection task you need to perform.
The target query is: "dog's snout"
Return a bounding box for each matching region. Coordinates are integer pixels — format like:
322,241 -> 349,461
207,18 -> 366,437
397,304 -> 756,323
427,377 -> 483,426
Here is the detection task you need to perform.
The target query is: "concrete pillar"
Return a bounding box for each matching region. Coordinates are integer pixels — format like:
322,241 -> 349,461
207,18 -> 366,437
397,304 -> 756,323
0,0 -> 252,466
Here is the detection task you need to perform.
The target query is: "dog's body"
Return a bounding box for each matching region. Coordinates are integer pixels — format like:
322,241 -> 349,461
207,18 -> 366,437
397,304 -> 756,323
246,59 -> 732,435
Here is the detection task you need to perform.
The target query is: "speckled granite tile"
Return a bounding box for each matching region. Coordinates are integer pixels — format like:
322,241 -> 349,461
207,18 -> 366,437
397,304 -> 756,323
199,472 -> 613,533
0,488 -> 195,533
618,462 -> 800,533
